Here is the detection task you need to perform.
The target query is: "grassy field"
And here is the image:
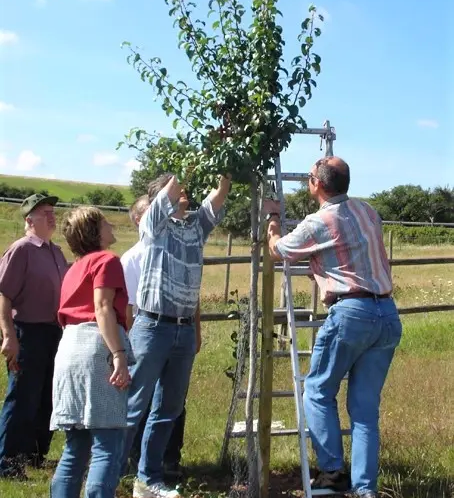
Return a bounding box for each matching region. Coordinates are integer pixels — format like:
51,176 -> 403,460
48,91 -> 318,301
0,174 -> 134,204
0,205 -> 453,497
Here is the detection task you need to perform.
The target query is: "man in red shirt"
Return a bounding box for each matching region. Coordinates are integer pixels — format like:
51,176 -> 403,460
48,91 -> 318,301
0,194 -> 68,479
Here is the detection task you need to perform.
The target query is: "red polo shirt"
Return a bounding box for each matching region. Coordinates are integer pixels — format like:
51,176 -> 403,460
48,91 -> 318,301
58,250 -> 128,330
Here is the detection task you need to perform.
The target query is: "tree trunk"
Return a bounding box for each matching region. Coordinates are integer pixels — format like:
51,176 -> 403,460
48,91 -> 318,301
246,174 -> 260,498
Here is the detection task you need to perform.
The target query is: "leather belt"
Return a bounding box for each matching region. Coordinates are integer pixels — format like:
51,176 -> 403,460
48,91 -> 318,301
137,309 -> 194,325
336,291 -> 391,302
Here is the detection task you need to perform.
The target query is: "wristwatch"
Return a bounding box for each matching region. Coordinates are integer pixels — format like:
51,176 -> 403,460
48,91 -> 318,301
265,212 -> 280,222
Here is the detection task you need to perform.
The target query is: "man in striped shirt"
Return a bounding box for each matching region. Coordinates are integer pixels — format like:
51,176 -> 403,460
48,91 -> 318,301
123,172 -> 230,498
264,157 -> 402,498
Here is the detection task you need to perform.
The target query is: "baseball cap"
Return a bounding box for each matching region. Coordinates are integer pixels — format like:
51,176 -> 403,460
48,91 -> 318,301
21,193 -> 59,218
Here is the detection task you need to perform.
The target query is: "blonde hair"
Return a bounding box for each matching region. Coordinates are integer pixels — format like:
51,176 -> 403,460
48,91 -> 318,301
62,206 -> 105,258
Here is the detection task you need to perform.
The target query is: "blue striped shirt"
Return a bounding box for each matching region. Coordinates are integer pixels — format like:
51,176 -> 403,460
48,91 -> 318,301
137,190 -> 224,317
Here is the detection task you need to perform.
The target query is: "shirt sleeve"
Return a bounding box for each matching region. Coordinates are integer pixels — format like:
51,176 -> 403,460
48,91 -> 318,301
92,253 -> 126,291
275,216 -> 319,262
120,251 -> 139,306
0,243 -> 28,302
198,196 -> 225,242
139,190 -> 178,241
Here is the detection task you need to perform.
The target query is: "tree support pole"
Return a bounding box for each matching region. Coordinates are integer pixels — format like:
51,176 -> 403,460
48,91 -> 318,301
258,234 -> 275,498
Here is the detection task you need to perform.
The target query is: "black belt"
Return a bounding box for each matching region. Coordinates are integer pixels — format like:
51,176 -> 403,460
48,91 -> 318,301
137,309 -> 194,325
336,291 -> 391,302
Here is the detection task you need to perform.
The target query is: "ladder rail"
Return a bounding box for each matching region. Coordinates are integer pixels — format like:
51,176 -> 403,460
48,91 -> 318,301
274,156 -> 313,498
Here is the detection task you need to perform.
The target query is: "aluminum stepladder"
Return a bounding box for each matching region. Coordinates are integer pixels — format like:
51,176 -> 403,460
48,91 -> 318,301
220,122 -> 347,497
271,121 -> 343,498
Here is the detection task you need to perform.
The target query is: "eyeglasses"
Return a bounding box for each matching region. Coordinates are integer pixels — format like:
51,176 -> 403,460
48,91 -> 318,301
308,172 -> 319,182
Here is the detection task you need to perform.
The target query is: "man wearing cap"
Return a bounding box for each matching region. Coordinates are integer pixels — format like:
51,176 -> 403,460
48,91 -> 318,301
0,194 -> 68,479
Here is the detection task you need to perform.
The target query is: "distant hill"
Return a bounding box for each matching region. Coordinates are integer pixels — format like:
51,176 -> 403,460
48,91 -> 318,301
0,174 -> 134,204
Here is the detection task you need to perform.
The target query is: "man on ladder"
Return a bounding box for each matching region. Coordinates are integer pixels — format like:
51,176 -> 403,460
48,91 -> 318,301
263,156 -> 402,498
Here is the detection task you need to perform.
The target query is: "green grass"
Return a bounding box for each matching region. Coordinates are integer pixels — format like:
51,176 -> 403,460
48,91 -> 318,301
0,174 -> 134,204
0,209 -> 453,497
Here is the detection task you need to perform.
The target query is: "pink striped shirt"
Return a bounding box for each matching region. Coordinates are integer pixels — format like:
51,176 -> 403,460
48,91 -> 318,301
275,194 -> 392,305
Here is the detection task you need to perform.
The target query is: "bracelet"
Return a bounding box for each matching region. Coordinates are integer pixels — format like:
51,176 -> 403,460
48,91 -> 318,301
112,349 -> 126,357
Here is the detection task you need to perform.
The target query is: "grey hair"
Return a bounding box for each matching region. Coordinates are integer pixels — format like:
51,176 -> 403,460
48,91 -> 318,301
24,213 -> 36,231
129,195 -> 150,226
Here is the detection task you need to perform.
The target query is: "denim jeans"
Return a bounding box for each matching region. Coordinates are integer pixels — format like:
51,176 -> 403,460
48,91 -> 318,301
303,297 -> 402,495
0,321 -> 61,476
130,401 -> 187,472
122,314 -> 196,485
50,428 -> 124,498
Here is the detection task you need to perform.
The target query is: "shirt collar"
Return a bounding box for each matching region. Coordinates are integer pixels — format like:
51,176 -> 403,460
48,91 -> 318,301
27,232 -> 55,249
26,232 -> 49,247
320,194 -> 349,210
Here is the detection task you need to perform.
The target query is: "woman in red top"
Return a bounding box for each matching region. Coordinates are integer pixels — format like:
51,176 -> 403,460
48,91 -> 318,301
50,206 -> 134,498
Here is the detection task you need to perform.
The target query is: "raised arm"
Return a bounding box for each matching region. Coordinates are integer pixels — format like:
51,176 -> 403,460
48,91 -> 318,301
140,175 -> 183,239
206,174 -> 231,215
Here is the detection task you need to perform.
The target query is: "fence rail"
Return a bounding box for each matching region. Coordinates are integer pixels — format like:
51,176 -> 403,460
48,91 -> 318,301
199,304 -> 454,323
1,197 -> 454,227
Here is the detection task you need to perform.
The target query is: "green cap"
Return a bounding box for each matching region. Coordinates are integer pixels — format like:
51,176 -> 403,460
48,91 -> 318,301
21,193 -> 59,218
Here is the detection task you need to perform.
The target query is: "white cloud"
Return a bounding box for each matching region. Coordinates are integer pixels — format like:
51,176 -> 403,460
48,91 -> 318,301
0,101 -> 15,112
93,152 -> 119,166
0,154 -> 7,170
35,0 -> 48,7
16,150 -> 42,171
41,173 -> 56,179
0,30 -> 19,45
124,158 -> 140,172
76,133 -> 97,143
416,119 -> 439,129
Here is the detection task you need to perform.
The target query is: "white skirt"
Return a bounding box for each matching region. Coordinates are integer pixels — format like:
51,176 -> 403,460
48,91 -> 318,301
50,322 -> 135,431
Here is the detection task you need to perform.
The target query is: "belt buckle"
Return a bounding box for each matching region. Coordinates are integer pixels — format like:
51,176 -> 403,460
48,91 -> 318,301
176,316 -> 185,325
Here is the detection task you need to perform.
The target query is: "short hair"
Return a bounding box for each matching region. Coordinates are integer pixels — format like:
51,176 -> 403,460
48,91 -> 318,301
62,206 -> 105,258
148,173 -> 173,202
315,157 -> 350,195
129,195 -> 149,224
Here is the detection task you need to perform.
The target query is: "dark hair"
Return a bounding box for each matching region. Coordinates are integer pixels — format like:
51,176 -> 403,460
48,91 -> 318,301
62,206 -> 104,258
147,173 -> 173,202
315,157 -> 350,195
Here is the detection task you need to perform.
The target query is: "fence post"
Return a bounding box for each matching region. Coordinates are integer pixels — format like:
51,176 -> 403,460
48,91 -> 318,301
258,236 -> 274,498
388,230 -> 393,260
223,233 -> 233,303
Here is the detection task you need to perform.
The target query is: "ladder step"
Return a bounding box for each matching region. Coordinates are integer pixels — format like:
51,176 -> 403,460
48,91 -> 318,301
258,265 -> 312,276
267,173 -> 309,182
295,320 -> 325,328
278,265 -> 312,276
294,126 -> 334,136
230,427 -> 351,439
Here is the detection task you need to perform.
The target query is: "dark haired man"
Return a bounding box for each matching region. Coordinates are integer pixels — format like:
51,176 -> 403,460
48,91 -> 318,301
264,157 -> 402,498
122,173 -> 230,498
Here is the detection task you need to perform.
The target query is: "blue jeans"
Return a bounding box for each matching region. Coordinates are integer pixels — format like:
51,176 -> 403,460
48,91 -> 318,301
303,297 -> 402,495
0,321 -> 61,476
122,314 -> 196,485
50,428 -> 124,498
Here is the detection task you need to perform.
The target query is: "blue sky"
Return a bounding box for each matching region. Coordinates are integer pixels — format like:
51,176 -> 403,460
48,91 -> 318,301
0,0 -> 452,196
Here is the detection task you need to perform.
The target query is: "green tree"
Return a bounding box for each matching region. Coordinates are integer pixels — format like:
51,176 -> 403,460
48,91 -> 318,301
86,187 -> 125,207
284,184 -> 318,221
119,2 -> 324,489
369,185 -> 454,223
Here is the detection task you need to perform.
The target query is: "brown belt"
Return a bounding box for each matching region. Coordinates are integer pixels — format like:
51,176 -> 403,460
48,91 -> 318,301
336,291 -> 391,302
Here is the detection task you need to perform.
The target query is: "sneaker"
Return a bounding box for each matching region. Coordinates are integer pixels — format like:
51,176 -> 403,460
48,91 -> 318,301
133,479 -> 182,498
310,470 -> 351,493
